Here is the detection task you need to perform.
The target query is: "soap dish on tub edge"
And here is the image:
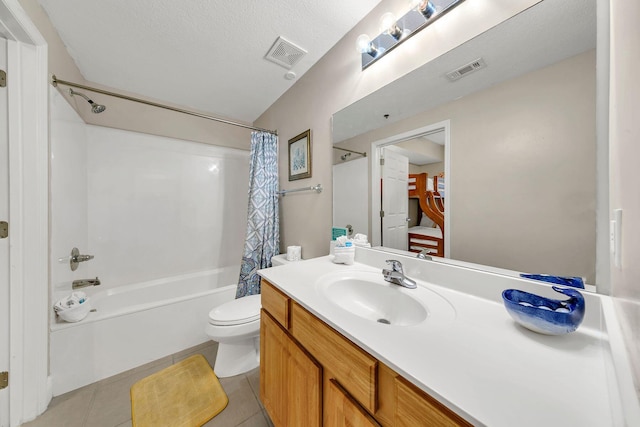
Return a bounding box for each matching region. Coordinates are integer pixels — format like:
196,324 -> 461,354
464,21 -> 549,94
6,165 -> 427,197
502,286 -> 585,335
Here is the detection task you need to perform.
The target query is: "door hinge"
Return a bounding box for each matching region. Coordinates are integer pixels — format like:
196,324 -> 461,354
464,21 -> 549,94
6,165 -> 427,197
380,210 -> 385,218
0,221 -> 7,239
0,372 -> 7,390
0,70 -> 6,88
380,158 -> 385,166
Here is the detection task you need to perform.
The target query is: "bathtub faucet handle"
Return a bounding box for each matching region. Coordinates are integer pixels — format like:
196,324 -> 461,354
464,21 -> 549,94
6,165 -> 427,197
68,247 -> 94,271
72,277 -> 100,290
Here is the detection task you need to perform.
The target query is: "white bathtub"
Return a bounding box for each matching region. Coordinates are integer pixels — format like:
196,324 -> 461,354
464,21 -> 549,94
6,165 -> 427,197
50,267 -> 238,396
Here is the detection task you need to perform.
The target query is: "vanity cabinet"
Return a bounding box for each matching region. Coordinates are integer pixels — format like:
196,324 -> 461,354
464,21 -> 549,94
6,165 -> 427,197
260,279 -> 470,427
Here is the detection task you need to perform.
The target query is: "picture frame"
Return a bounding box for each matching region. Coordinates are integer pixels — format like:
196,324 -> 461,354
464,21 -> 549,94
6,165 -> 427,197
288,129 -> 312,181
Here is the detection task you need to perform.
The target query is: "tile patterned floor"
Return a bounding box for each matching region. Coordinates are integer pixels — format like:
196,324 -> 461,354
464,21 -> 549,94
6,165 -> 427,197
23,342 -> 273,427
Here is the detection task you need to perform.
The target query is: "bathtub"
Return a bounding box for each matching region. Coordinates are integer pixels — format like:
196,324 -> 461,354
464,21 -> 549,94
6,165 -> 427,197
50,266 -> 238,396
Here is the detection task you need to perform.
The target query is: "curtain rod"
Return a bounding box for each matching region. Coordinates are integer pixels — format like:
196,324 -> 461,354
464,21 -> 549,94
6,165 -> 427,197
50,75 -> 277,136
332,147 -> 367,157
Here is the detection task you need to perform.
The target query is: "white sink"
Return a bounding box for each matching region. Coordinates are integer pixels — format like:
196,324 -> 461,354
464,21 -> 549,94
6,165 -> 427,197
317,271 -> 432,326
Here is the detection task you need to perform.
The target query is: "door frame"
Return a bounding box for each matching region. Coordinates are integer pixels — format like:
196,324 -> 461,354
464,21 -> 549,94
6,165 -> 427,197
0,1 -> 50,425
370,120 -> 450,257
0,34 -> 9,427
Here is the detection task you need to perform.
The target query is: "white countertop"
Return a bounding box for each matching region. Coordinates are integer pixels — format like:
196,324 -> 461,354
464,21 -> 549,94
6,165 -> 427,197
259,247 -> 640,426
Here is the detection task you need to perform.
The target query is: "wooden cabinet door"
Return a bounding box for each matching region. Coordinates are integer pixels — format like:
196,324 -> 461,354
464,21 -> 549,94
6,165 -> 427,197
261,311 -> 288,426
395,377 -> 471,427
261,310 -> 322,427
326,379 -> 381,427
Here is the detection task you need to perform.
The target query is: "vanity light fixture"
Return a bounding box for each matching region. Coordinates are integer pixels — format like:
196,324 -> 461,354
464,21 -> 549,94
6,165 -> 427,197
358,0 -> 466,70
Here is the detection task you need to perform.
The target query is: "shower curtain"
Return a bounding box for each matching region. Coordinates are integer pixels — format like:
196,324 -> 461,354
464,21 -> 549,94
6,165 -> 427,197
236,131 -> 280,298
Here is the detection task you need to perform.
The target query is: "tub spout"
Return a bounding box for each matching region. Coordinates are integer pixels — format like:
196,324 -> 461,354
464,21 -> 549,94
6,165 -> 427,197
72,277 -> 101,290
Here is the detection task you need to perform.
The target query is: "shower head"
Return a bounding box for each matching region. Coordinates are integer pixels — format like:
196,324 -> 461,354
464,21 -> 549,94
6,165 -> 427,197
69,88 -> 106,114
91,103 -> 106,114
341,152 -> 352,161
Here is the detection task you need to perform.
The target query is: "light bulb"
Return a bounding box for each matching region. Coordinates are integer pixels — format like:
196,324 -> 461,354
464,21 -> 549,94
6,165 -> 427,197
356,34 -> 374,54
380,12 -> 403,40
379,12 -> 396,34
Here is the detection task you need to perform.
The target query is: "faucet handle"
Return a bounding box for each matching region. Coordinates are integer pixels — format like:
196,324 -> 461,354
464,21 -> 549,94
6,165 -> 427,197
385,259 -> 404,273
68,247 -> 95,271
417,249 -> 432,260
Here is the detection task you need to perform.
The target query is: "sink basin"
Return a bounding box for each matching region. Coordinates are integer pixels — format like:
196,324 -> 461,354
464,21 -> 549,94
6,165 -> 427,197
319,273 -> 429,326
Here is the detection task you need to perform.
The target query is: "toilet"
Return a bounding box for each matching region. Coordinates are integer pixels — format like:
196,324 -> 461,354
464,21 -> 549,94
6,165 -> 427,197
205,254 -> 290,377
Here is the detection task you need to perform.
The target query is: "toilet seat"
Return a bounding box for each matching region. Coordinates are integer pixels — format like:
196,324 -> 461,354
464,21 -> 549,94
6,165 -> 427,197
208,294 -> 261,326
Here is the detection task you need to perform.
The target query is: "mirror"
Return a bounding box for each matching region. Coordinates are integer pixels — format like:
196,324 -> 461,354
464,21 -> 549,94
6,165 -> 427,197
332,0 -> 603,286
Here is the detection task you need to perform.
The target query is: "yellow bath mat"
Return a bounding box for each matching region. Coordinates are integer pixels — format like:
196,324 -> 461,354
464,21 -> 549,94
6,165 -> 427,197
131,354 -> 228,427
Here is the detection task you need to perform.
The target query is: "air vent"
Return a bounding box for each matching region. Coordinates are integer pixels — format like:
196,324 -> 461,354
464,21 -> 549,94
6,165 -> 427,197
265,36 -> 307,69
446,58 -> 487,81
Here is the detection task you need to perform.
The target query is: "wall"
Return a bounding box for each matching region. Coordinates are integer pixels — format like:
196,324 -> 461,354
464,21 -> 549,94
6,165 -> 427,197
23,0 -> 542,260
398,137 -> 444,161
50,89 -> 249,304
49,88 -> 90,299
336,50 -> 596,282
255,0 -> 540,258
85,126 -> 249,288
609,0 -> 640,393
333,157 -> 369,238
18,0 -> 252,151
412,162 -> 445,177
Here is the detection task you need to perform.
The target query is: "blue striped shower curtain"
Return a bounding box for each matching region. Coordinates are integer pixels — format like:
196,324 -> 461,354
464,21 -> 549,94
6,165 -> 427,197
236,131 -> 279,298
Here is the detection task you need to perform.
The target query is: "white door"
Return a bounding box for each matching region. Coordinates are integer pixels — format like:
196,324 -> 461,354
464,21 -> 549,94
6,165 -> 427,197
381,148 -> 409,250
0,36 -> 10,427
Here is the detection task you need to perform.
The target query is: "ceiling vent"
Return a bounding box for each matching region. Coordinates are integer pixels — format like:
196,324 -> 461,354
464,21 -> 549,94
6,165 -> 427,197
446,58 -> 487,81
265,36 -> 307,70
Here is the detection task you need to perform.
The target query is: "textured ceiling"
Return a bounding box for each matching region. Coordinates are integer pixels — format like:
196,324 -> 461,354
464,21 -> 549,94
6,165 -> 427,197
38,0 -> 381,123
333,0 -> 596,143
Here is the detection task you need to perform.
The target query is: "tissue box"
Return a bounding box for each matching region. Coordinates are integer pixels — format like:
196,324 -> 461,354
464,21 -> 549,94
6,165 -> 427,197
286,246 -> 301,261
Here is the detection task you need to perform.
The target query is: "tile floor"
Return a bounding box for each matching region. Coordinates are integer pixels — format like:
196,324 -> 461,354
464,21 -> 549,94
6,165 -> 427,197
23,341 -> 273,427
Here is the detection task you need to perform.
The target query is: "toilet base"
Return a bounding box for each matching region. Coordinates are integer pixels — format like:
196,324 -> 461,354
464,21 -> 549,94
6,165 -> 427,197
213,336 -> 260,378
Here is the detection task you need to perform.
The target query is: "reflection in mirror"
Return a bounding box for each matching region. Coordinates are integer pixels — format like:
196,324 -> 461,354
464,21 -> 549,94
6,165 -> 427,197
332,0 -> 603,286
400,129 -> 446,255
371,122 -> 450,257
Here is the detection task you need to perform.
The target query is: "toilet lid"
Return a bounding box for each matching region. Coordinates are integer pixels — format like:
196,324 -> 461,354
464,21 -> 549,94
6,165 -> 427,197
208,294 -> 261,326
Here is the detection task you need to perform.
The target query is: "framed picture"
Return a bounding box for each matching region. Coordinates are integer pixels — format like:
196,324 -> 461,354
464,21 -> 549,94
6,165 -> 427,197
288,129 -> 312,181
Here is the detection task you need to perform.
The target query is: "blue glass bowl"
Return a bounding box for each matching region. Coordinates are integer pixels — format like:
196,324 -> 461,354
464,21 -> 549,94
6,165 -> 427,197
502,286 -> 585,335
520,273 -> 585,289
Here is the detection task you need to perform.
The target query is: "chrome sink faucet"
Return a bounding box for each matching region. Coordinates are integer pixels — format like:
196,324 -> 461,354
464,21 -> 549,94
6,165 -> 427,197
382,260 -> 417,289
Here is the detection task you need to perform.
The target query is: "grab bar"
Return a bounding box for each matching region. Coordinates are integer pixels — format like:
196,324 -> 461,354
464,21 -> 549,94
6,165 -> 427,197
278,184 -> 323,196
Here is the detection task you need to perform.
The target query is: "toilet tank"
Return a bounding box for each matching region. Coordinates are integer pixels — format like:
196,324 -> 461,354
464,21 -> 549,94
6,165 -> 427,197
271,254 -> 290,266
